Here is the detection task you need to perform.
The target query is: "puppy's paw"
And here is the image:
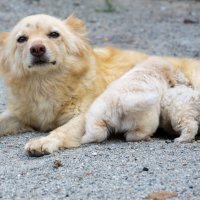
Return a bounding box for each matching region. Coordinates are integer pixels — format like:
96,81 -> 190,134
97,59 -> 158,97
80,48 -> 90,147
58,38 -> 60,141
125,131 -> 151,142
174,137 -> 194,143
25,136 -> 60,157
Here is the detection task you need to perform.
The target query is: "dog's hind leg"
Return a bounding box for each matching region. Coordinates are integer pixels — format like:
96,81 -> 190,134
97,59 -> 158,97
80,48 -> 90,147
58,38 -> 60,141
174,119 -> 198,143
82,119 -> 108,144
0,110 -> 32,136
125,111 -> 159,142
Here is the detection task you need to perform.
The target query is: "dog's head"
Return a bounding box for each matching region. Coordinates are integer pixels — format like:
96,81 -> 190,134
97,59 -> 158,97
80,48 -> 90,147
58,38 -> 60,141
0,14 -> 90,77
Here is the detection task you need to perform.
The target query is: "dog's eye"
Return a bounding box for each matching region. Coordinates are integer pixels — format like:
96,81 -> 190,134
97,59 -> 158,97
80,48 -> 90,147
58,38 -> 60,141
17,36 -> 28,43
48,31 -> 60,38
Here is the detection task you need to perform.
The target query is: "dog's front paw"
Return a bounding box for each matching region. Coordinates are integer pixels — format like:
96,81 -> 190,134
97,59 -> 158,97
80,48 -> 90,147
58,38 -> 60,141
25,136 -> 60,157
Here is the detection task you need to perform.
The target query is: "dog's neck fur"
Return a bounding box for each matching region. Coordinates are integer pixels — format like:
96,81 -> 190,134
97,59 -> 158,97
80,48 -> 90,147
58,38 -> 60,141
2,51 -> 93,130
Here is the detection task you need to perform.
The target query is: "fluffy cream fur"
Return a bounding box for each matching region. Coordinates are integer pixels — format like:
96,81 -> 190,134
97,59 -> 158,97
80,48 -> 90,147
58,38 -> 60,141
0,14 -> 200,156
161,84 -> 200,143
82,57 -> 180,144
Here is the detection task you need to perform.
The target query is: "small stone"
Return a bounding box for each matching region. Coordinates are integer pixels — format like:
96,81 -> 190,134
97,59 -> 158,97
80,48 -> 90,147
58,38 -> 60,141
193,51 -> 199,57
143,167 -> 149,172
85,172 -> 92,176
165,140 -> 173,144
92,152 -> 97,156
73,2 -> 80,6
53,160 -> 63,169
183,18 -> 199,24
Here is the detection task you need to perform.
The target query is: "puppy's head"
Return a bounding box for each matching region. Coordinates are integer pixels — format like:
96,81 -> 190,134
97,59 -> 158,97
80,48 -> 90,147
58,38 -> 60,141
0,14 -> 90,77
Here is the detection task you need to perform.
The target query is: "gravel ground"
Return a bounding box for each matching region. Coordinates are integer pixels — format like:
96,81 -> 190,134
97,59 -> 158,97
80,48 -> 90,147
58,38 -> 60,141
0,0 -> 200,199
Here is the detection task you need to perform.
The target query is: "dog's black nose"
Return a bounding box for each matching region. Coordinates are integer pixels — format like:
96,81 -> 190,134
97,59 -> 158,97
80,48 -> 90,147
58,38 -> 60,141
30,44 -> 46,57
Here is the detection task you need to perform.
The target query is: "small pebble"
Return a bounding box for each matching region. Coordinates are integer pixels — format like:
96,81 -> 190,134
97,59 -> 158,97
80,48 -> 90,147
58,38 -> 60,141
143,167 -> 149,172
53,160 -> 63,169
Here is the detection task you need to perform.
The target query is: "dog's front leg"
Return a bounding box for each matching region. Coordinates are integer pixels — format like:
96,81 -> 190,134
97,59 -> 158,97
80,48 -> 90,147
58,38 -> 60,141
0,110 -> 32,136
25,114 -> 85,157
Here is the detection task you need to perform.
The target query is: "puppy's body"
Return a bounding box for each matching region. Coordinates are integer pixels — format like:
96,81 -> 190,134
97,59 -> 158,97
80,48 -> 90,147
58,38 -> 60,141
161,84 -> 200,142
0,14 -> 200,156
82,57 -> 177,144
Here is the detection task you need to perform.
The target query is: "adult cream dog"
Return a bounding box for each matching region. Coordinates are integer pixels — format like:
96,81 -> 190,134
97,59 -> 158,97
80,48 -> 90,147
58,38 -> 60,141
0,14 -> 199,156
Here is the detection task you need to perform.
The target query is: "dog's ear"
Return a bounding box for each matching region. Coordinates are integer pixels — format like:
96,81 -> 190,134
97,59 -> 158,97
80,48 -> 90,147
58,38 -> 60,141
64,15 -> 85,34
0,32 -> 9,45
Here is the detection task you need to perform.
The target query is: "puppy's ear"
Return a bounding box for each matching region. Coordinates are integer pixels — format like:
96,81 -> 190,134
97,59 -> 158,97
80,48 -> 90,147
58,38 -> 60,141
0,32 -> 9,45
64,15 -> 85,34
164,68 -> 177,87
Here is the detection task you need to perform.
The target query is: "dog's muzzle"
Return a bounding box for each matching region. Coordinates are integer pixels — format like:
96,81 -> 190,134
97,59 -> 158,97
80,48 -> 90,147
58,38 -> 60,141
30,44 -> 46,57
29,44 -> 56,67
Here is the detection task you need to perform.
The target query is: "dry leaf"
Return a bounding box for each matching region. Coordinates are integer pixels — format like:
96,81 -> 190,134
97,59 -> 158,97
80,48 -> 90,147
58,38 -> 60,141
146,191 -> 178,200
53,160 -> 63,169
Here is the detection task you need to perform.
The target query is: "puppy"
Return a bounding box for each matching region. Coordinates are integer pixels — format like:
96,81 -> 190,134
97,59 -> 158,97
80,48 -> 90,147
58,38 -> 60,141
82,57 -> 178,144
161,83 -> 200,143
1,14 -> 200,156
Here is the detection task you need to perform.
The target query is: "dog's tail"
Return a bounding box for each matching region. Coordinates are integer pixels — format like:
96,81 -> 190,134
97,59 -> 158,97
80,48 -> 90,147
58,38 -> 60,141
121,92 -> 159,112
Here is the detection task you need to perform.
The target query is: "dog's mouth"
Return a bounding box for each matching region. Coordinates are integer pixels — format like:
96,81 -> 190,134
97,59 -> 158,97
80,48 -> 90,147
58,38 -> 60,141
29,57 -> 56,68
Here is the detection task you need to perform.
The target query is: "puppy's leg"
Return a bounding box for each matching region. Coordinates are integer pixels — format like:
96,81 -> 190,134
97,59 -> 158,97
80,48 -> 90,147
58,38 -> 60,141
0,110 -> 32,136
174,119 -> 198,143
125,129 -> 152,142
81,119 -> 108,144
25,114 -> 85,156
126,112 -> 159,142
